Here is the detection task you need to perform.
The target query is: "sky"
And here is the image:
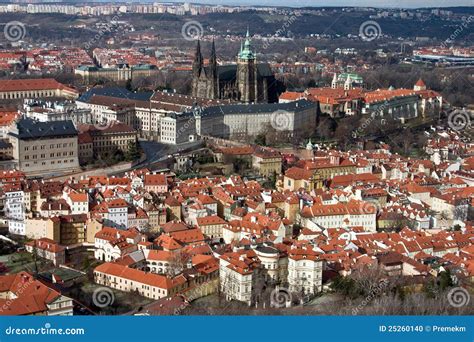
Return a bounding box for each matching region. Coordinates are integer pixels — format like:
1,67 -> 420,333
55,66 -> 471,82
156,0 -> 474,8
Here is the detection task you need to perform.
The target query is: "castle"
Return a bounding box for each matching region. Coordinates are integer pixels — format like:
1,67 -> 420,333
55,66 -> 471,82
191,30 -> 282,103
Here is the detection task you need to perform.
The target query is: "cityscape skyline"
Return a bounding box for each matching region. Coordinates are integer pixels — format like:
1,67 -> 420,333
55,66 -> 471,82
144,0 -> 472,8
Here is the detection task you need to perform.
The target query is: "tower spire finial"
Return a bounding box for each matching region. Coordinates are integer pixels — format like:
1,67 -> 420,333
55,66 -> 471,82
192,40 -> 203,76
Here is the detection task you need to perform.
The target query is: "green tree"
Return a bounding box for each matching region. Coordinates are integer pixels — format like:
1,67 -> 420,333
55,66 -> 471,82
126,141 -> 141,161
438,270 -> 453,291
254,133 -> 266,146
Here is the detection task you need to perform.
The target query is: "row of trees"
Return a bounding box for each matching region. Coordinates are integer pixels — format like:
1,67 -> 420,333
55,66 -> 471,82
330,268 -> 473,315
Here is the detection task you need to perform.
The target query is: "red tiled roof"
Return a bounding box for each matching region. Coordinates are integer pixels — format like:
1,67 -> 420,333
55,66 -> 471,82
0,78 -> 77,93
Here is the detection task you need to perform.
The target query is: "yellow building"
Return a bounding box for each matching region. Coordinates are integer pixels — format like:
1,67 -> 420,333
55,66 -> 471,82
25,217 -> 60,241
252,148 -> 282,177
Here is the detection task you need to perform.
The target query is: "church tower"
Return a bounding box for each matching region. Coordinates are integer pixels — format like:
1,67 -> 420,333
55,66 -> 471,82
237,28 -> 257,103
209,39 -> 218,99
191,40 -> 203,97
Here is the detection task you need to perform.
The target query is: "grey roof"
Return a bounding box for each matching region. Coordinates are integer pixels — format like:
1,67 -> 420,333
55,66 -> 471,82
0,140 -> 12,149
165,111 -> 195,120
78,87 -> 153,102
197,99 -> 316,118
9,118 -> 78,140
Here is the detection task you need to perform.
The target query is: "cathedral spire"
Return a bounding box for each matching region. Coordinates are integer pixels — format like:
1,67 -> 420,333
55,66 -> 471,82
210,39 -> 217,76
210,39 -> 217,65
193,40 -> 203,76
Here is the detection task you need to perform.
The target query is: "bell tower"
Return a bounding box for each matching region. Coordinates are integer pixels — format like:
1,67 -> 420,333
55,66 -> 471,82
237,28 -> 257,103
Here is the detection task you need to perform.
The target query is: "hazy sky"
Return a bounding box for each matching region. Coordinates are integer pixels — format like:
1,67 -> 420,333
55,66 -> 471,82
167,0 -> 474,8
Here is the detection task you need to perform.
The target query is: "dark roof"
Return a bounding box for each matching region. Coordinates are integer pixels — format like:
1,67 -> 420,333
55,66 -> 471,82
151,91 -> 227,108
78,121 -> 136,135
78,87 -> 153,102
0,140 -> 12,149
9,118 -> 77,140
197,99 -> 317,118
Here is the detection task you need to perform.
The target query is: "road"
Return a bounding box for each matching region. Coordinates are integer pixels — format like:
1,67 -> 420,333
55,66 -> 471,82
47,140 -> 204,181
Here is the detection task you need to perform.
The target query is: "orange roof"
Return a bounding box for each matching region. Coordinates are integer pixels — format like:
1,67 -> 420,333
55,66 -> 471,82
285,167 -> 313,181
0,110 -> 18,127
26,238 -> 65,253
364,88 -> 418,104
69,192 -> 88,202
0,78 -> 77,93
144,174 -> 167,186
279,91 -> 305,101
197,215 -> 227,226
0,272 -> 63,315
94,262 -> 186,290
415,79 -> 426,87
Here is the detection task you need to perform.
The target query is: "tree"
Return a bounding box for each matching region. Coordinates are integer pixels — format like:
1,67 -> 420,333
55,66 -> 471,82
437,270 -> 453,291
125,140 -> 141,161
254,133 -> 266,146
166,251 -> 187,277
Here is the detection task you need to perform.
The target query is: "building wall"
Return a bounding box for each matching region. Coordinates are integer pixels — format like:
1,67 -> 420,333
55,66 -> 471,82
0,88 -> 77,100
10,135 -> 80,176
288,258 -> 323,294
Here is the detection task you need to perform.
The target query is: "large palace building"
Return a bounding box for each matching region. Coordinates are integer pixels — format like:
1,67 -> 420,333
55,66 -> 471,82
191,30 -> 283,104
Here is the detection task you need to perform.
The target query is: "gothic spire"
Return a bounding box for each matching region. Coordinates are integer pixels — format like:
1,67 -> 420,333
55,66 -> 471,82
210,39 -> 217,77
193,40 -> 203,76
210,39 -> 217,65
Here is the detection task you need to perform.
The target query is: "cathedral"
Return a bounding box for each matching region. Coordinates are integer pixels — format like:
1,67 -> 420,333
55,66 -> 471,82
191,30 -> 283,103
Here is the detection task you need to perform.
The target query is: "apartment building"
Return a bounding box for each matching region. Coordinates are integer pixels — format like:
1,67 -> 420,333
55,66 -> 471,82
78,121 -> 137,158
219,250 -> 261,305
287,243 -> 323,294
8,117 -> 80,176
